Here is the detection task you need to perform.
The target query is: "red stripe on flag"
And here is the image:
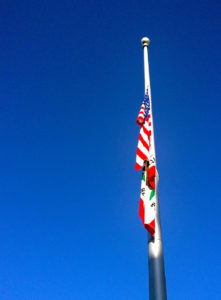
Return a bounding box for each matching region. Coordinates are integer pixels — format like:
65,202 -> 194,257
135,162 -> 142,171
139,198 -> 145,225
145,115 -> 150,122
139,134 -> 150,151
142,125 -> 151,137
145,219 -> 155,236
136,147 -> 147,161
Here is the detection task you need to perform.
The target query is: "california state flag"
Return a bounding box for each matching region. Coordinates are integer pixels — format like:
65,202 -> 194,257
139,163 -> 156,236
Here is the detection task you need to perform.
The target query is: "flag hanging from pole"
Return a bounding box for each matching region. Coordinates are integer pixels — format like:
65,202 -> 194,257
135,90 -> 156,235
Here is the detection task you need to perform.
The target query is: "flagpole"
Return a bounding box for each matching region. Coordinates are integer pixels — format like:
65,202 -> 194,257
141,37 -> 167,300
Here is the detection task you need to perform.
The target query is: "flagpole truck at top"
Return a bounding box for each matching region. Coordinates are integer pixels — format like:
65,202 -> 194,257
136,37 -> 167,300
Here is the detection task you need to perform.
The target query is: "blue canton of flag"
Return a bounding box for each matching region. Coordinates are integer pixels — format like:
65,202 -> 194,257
143,90 -> 150,119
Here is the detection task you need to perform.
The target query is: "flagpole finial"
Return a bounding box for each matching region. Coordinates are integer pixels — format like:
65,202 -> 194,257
141,37 -> 150,47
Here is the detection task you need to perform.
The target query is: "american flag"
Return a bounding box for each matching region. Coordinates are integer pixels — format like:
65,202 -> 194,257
135,90 -> 156,189
135,91 -> 152,169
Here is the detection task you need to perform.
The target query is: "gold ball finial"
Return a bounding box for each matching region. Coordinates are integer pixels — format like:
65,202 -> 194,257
141,37 -> 150,47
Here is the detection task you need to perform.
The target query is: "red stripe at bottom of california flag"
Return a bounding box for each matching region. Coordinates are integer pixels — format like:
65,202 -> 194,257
145,219 -> 155,236
139,198 -> 145,224
139,198 -> 155,236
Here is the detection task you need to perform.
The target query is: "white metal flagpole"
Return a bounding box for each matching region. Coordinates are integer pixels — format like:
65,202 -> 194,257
141,37 -> 167,300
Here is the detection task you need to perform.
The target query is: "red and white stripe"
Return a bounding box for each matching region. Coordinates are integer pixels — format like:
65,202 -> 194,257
135,115 -> 151,171
136,102 -> 145,125
135,114 -> 156,189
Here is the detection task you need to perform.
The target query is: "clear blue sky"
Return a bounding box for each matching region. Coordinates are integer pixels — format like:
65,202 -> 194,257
0,0 -> 220,299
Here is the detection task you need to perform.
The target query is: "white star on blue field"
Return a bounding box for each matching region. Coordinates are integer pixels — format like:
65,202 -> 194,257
0,0 -> 220,299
